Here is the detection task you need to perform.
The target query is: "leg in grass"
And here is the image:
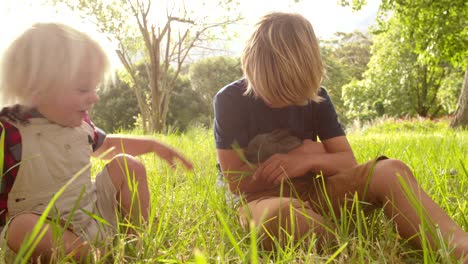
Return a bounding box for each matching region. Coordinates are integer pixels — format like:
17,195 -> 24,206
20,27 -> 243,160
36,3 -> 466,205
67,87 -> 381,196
106,154 -> 150,225
241,195 -> 334,251
368,159 -> 468,260
7,213 -> 89,263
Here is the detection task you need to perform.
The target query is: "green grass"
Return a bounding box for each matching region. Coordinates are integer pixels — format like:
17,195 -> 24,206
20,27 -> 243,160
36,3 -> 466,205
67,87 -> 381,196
2,120 -> 468,263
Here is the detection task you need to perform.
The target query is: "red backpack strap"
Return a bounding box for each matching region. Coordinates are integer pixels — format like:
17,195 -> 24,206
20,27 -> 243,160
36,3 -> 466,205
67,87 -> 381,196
0,118 -> 22,225
0,121 -> 5,193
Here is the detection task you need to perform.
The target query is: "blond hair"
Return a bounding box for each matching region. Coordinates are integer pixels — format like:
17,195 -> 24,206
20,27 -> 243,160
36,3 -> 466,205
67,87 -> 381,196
0,23 -> 110,106
242,12 -> 324,106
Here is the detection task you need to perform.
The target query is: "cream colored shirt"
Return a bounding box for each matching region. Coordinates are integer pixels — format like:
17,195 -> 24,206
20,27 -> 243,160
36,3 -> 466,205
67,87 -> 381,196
7,118 -> 99,238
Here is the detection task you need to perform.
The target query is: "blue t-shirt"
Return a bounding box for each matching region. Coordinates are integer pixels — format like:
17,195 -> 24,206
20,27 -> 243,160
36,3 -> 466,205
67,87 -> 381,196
214,79 -> 345,150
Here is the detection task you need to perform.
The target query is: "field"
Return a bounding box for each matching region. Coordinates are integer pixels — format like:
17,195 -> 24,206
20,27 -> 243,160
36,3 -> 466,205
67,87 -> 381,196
4,118 -> 468,263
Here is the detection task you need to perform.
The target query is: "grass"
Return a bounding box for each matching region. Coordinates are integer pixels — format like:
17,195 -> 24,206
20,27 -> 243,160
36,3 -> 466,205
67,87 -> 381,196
2,119 -> 468,263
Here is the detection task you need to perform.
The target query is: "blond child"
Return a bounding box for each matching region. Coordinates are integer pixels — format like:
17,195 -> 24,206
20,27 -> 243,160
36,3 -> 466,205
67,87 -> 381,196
0,22 -> 193,262
214,12 -> 467,261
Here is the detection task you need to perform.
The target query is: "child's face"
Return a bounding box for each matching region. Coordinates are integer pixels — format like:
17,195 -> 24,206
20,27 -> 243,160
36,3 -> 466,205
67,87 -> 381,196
35,71 -> 101,127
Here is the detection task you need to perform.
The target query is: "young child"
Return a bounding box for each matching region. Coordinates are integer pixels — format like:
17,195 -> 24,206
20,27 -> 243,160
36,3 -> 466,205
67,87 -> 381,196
0,22 -> 193,262
214,12 -> 468,261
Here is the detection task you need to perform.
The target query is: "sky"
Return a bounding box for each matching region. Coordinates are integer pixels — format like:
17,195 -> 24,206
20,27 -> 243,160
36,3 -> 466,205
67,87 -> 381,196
237,0 -> 380,37
0,0 -> 381,60
230,0 -> 380,54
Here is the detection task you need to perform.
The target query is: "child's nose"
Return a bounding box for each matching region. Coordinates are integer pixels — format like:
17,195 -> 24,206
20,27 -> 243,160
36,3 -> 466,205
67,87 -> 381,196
89,91 -> 99,104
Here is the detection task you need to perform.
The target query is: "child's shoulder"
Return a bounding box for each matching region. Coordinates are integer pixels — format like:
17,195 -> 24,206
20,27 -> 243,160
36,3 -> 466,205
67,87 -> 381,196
216,79 -> 246,98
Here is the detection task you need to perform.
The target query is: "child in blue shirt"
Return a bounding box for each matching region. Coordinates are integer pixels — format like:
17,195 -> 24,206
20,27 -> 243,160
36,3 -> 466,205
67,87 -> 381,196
214,12 -> 467,261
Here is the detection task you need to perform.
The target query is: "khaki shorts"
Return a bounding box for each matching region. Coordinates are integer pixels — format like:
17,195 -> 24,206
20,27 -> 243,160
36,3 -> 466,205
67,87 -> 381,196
0,166 -> 118,262
239,157 -> 387,243
94,165 -> 119,237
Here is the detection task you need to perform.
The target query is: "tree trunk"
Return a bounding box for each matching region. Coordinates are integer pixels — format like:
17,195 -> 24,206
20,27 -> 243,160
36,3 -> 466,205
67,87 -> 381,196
140,104 -> 149,133
150,95 -> 163,133
161,91 -> 172,133
133,86 -> 150,133
450,65 -> 468,128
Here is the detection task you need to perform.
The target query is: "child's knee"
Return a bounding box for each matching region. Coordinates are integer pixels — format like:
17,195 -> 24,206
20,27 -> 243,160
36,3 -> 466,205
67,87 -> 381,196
374,159 -> 414,183
106,154 -> 147,191
108,154 -> 146,177
259,201 -> 329,250
277,201 -> 328,237
6,214 -> 38,252
369,159 -> 416,199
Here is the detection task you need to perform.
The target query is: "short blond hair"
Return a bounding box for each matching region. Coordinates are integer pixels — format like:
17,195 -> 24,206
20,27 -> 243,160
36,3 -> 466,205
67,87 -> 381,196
0,23 -> 110,106
242,12 -> 324,106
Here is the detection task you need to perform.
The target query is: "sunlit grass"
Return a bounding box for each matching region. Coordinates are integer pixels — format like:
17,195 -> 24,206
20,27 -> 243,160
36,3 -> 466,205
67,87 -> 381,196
1,120 -> 467,263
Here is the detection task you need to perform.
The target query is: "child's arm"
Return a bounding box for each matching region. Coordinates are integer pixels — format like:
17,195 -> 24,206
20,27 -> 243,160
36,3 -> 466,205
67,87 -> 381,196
252,136 -> 357,185
217,148 -> 263,194
92,135 -> 193,170
217,138 -> 353,194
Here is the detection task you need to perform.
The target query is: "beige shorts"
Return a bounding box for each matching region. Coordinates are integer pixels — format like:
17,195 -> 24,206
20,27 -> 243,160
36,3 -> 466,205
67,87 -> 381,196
94,165 -> 119,237
0,166 -> 119,261
239,157 -> 387,242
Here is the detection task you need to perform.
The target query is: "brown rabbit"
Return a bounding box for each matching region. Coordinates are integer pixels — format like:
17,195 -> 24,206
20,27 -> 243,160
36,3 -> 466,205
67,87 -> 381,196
244,129 -> 302,164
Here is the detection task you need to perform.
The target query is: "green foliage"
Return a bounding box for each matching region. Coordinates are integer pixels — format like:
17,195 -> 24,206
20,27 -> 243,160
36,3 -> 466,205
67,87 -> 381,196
338,0 -> 368,11
341,0 -> 468,66
355,117 -> 451,135
342,79 -> 381,122
90,61 -> 213,133
379,0 -> 468,67
342,16 -> 462,121
166,74 -> 208,132
320,31 -> 372,125
375,0 -> 468,128
189,56 -> 243,116
129,62 -> 210,133
324,32 -> 372,81
90,77 -> 140,133
91,55 -> 242,133
340,0 -> 468,128
438,69 -> 465,114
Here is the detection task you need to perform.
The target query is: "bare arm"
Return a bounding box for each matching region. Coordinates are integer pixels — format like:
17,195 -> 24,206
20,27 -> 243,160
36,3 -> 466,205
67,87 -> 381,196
293,136 -> 357,175
253,136 -> 357,185
92,135 -> 193,170
217,148 -> 267,194
217,136 -> 356,194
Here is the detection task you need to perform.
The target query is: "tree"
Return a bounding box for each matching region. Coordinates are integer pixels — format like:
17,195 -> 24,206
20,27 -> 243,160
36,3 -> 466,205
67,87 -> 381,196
320,31 -> 372,125
325,31 -> 372,81
451,65 -> 468,127
344,0 -> 468,127
342,16 -> 458,121
166,74 -> 207,132
189,56 -> 242,117
90,75 -> 140,133
50,0 -> 241,133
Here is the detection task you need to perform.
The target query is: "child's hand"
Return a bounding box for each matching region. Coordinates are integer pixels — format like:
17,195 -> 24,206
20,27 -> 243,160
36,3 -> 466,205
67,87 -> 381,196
252,152 -> 311,185
154,144 -> 193,170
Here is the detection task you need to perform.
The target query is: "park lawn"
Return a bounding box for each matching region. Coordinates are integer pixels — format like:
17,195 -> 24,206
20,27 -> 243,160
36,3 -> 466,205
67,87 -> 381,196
5,119 -> 468,263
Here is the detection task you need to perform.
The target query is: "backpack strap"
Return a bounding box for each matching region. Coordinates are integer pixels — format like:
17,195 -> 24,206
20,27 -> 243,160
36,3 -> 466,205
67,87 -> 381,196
0,121 -> 5,193
0,122 -> 5,173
